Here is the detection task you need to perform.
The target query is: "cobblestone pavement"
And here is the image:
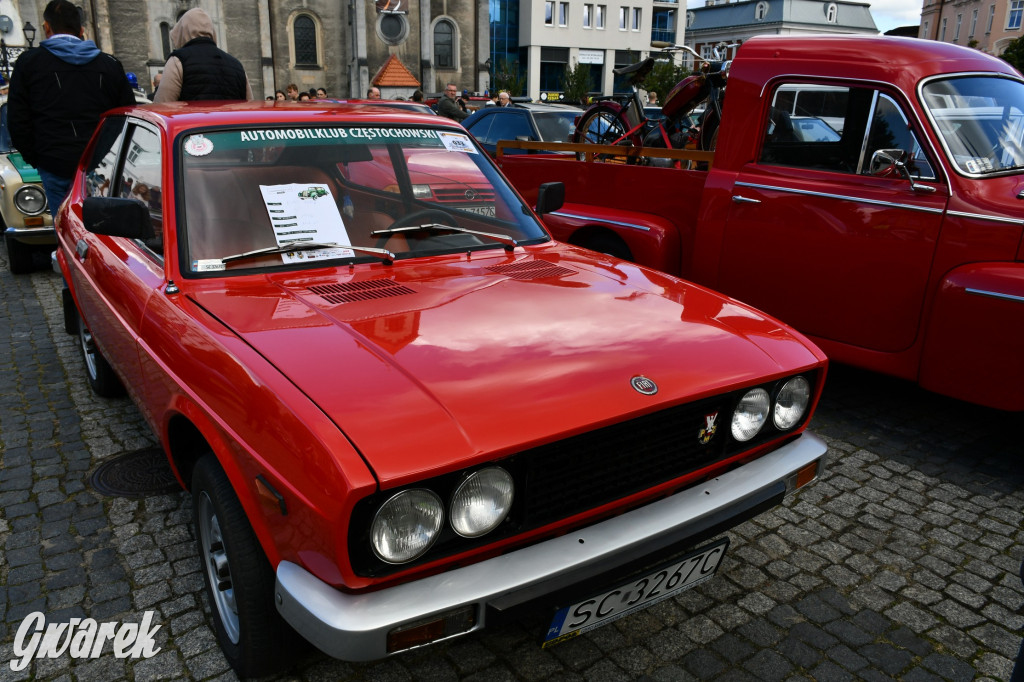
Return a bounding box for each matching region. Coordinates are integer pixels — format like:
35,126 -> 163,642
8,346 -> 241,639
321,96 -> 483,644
1,244 -> 1022,682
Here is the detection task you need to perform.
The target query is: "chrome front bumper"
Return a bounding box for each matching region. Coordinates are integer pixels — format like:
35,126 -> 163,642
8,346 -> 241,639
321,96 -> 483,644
275,431 -> 828,661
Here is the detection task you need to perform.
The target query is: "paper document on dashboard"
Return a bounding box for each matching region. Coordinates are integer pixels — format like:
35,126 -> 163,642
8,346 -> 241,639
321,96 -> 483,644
259,183 -> 354,262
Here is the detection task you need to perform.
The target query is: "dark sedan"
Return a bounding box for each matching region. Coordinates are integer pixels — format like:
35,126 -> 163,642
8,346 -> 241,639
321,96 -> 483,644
463,102 -> 582,156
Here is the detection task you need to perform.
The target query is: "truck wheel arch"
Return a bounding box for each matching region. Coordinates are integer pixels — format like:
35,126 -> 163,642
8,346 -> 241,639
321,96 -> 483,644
569,227 -> 634,261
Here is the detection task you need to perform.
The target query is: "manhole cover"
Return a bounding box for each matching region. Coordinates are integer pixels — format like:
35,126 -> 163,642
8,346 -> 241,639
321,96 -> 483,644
90,447 -> 181,498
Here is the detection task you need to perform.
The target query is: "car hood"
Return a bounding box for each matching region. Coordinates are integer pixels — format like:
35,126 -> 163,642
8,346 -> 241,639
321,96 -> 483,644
189,246 -> 822,486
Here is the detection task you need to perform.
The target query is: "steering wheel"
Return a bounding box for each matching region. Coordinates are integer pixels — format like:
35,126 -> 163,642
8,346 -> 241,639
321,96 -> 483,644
376,209 -> 458,249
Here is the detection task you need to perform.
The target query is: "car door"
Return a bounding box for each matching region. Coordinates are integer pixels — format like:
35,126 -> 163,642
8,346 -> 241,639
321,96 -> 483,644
718,83 -> 949,354
481,110 -> 535,156
71,117 -> 166,403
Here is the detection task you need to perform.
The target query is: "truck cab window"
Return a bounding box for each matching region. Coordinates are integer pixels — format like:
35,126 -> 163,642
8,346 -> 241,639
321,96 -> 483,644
761,84 -> 933,180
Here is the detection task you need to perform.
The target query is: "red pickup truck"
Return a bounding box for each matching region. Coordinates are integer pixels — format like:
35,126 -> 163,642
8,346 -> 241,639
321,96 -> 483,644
497,35 -> 1024,412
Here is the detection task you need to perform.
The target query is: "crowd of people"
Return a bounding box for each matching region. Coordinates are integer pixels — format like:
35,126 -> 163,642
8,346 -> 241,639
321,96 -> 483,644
4,0 -> 518,215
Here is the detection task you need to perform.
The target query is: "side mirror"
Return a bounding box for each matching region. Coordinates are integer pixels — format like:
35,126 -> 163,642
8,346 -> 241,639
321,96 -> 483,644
869,149 -> 936,194
535,182 -> 564,216
83,197 -> 154,239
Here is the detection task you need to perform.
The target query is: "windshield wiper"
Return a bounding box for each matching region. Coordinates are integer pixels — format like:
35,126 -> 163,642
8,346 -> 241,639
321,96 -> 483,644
220,241 -> 396,265
371,224 -> 519,251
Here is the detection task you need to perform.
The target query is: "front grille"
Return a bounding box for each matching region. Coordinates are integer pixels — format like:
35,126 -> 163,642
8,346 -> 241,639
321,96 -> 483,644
432,187 -> 496,203
348,371 -> 818,577
522,395 -> 730,526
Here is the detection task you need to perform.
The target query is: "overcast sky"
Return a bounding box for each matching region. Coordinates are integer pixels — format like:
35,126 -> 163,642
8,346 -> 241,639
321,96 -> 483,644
684,1 -> 922,34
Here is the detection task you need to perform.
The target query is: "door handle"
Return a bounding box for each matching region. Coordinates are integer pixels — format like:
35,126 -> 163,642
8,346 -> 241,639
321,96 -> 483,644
75,239 -> 89,260
732,195 -> 761,204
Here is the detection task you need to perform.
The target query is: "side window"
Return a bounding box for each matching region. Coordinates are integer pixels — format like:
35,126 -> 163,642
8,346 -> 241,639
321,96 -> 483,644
489,113 -> 533,142
467,113 -> 496,145
84,117 -> 127,198
116,124 -> 164,255
761,84 -> 934,180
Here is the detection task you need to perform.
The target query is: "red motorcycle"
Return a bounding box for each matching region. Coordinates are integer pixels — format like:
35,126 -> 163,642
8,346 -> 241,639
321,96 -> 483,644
573,42 -> 734,162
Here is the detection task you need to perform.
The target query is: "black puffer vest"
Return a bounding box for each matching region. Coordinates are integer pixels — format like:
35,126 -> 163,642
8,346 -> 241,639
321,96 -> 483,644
170,37 -> 247,101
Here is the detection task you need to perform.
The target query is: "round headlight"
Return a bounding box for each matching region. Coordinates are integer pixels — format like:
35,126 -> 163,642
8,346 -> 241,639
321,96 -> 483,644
450,467 -> 514,538
732,388 -> 770,441
774,376 -> 811,430
370,489 -> 443,564
15,186 -> 47,216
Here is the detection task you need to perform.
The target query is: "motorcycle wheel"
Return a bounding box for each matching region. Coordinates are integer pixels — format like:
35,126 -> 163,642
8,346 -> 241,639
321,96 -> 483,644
573,104 -> 638,162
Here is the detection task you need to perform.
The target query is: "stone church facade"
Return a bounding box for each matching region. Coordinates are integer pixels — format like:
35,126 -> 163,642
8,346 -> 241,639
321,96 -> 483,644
0,0 -> 487,98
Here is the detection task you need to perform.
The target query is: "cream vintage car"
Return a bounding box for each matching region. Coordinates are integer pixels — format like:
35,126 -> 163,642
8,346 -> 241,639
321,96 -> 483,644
0,102 -> 52,273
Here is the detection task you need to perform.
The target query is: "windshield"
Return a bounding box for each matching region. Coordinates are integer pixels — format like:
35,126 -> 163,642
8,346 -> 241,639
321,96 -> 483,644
922,75 -> 1024,175
180,124 -> 548,274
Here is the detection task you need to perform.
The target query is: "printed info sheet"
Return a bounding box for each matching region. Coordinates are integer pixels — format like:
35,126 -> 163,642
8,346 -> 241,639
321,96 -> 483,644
259,183 -> 354,263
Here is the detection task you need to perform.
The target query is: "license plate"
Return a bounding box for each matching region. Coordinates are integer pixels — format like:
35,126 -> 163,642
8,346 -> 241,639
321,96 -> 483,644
542,538 -> 729,648
459,204 -> 496,216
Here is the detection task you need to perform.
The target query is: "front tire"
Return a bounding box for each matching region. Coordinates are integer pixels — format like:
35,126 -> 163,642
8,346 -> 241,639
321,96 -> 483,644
193,456 -> 303,678
78,311 -> 125,397
5,234 -> 34,274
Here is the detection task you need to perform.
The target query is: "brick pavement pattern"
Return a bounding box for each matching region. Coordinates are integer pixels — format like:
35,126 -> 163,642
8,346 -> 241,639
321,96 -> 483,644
1,241 -> 1022,681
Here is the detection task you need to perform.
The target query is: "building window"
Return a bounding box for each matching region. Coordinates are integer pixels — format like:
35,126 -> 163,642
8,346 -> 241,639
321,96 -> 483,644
434,20 -> 455,68
596,5 -> 606,28
970,9 -> 978,36
583,4 -> 592,27
540,46 -> 568,91
652,8 -> 675,43
687,11 -> 695,28
941,17 -> 947,41
294,14 -> 317,66
988,4 -> 995,32
545,1 -> 554,25
632,7 -> 641,30
619,7 -> 627,30
921,20 -> 929,39
613,49 -> 634,93
377,12 -> 409,45
825,2 -> 837,23
559,2 -> 569,26
955,13 -> 962,40
1009,0 -> 1023,29
754,1 -> 768,21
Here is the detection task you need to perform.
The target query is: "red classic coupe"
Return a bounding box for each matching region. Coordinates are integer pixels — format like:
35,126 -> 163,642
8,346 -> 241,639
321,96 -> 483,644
55,102 -> 829,676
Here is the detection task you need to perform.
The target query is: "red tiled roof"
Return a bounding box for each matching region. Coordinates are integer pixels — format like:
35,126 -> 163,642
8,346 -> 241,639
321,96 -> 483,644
372,55 -> 421,87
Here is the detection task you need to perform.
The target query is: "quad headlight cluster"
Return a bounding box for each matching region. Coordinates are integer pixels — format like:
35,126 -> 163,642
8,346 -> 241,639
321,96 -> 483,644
731,376 -> 811,442
370,467 -> 514,564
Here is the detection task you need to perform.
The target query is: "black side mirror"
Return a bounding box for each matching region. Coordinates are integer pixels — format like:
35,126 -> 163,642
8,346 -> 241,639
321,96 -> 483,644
535,182 -> 564,217
83,197 -> 154,239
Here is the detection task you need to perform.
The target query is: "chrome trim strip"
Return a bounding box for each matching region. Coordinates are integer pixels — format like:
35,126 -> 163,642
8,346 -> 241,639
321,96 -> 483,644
734,181 -> 945,214
549,211 -> 652,231
947,210 -> 1024,226
965,287 -> 1024,304
275,432 -> 828,661
5,226 -> 56,238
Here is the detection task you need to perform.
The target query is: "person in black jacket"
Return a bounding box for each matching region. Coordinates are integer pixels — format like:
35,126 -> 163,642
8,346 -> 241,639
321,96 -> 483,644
153,8 -> 253,103
8,0 -> 135,217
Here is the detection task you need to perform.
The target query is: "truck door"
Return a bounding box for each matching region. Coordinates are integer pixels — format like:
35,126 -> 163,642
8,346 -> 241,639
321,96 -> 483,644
718,84 -> 949,353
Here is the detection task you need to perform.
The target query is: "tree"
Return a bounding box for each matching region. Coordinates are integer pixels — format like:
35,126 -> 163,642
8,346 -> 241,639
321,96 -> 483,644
1001,35 -> 1024,74
561,60 -> 592,105
492,59 -> 527,97
643,59 -> 691,107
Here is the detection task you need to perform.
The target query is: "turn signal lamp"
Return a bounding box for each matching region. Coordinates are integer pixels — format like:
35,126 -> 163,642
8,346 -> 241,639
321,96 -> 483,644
784,460 -> 821,494
386,606 -> 476,653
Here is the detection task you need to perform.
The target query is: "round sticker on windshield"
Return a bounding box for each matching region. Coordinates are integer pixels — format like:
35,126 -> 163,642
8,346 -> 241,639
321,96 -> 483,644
184,135 -> 214,156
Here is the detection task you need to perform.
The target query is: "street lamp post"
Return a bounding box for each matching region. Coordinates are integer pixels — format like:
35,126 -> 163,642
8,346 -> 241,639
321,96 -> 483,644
23,21 -> 35,48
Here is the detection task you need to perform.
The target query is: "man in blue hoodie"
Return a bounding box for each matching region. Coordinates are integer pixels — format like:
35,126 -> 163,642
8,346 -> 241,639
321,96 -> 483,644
8,0 -> 134,217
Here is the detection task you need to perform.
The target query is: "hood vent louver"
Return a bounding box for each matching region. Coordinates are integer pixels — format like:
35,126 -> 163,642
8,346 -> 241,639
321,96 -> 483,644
486,260 -> 577,280
308,280 -> 415,304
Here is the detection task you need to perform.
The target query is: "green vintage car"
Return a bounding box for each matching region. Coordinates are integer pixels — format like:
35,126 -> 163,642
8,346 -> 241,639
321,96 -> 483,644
0,103 -> 52,274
